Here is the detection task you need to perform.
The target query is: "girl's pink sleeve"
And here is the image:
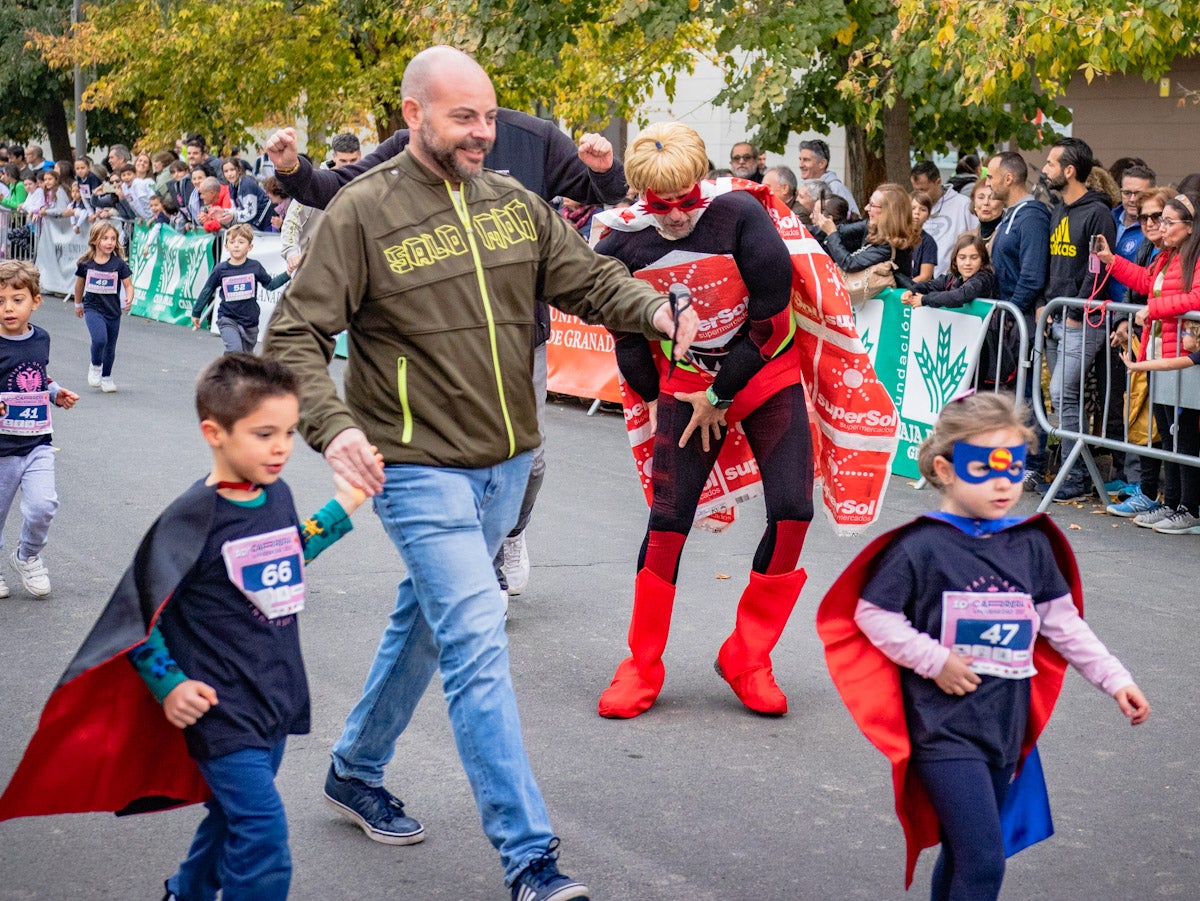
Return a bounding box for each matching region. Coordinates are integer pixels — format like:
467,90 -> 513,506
854,599 -> 950,678
1036,595 -> 1134,695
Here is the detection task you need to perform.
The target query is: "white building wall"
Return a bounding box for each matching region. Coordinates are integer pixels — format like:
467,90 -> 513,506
636,58 -> 849,179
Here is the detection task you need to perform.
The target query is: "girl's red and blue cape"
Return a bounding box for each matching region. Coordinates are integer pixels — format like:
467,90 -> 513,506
815,513 -> 1082,887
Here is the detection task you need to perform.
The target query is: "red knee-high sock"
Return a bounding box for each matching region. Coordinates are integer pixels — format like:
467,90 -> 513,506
642,530 -> 687,583
760,520 -> 810,575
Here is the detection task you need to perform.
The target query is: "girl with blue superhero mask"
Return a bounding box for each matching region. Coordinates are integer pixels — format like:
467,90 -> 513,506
818,392 -> 1150,900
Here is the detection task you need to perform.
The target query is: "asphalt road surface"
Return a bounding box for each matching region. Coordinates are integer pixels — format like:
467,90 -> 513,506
0,297 -> 1195,900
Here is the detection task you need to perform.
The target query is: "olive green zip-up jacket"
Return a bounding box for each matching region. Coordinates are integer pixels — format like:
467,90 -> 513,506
265,150 -> 667,468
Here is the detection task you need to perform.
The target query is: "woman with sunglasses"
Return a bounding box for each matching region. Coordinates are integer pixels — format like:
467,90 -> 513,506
1095,191 -> 1200,534
593,121 -> 813,719
1103,186 -> 1176,519
813,182 -> 919,287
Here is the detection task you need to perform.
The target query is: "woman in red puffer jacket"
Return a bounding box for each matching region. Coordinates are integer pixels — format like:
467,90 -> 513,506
1098,191 -> 1200,533
1100,192 -> 1200,361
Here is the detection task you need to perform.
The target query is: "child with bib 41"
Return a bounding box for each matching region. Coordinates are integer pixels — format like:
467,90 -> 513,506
818,392 -> 1150,901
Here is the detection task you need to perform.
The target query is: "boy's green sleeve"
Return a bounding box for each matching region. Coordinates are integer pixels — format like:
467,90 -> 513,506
127,623 -> 188,703
301,498 -> 355,563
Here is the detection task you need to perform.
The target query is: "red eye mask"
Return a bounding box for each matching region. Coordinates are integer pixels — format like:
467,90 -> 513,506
642,184 -> 710,214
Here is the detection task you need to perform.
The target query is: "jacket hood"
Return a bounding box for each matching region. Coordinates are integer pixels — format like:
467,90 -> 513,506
1065,188 -> 1114,212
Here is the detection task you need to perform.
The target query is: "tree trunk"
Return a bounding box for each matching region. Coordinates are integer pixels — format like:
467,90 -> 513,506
377,104 -> 406,142
882,97 -> 913,185
846,122 -> 887,209
43,93 -> 72,161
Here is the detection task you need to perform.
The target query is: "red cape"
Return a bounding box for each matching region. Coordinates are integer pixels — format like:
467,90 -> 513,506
815,513 -> 1083,888
0,483 -> 219,821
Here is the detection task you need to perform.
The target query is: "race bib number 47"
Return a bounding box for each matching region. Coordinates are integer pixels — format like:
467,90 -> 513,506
221,526 -> 305,619
940,591 -> 1038,679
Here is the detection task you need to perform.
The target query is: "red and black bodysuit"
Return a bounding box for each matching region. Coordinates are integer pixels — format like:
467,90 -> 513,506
595,187 -> 813,718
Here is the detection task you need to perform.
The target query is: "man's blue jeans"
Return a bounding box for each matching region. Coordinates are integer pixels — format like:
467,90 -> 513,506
1047,317 -> 1108,484
168,741 -> 290,901
331,451 -> 554,884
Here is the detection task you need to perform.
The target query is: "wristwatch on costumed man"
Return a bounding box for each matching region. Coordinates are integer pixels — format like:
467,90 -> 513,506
706,386 -> 734,409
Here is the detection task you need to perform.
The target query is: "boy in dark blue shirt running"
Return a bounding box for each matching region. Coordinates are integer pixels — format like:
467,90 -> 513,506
192,224 -> 289,354
0,354 -> 376,901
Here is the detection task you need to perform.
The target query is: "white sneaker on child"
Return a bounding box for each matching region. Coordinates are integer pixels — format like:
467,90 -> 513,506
500,532 -> 530,596
100,378 -> 117,393
10,551 -> 50,597
0,572 -> 10,599
87,365 -> 101,387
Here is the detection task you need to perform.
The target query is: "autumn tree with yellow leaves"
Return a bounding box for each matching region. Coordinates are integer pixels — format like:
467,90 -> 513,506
35,0 -> 709,156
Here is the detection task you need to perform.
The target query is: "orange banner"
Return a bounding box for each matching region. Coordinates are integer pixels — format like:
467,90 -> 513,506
545,307 -> 622,403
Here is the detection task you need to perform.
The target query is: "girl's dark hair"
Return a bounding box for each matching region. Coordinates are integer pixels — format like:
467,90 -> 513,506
819,195 -> 850,226
949,233 -> 992,278
1176,173 -> 1200,197
195,353 -> 299,431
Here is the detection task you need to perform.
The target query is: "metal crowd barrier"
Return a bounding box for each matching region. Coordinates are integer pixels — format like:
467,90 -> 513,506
911,298 -> 1030,490
1031,297 -> 1200,511
973,298 -> 1030,402
0,209 -> 36,261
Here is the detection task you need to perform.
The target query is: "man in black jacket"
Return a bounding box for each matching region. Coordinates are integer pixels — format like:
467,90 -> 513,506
264,111 -> 628,600
1039,137 -> 1117,501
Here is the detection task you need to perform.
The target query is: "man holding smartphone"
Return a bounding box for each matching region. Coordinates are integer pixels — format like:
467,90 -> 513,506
1038,137 -> 1118,501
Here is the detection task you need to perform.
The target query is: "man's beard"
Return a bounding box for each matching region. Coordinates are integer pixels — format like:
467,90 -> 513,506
416,129 -> 492,183
1041,171 -> 1067,193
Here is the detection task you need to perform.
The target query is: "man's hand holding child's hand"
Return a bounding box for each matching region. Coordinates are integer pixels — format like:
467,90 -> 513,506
334,454 -> 381,516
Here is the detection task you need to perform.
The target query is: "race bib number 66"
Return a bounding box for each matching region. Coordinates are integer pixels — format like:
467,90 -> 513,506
221,526 -> 306,619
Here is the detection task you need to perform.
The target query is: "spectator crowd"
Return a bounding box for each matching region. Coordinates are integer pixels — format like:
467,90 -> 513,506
3,126 -> 1199,535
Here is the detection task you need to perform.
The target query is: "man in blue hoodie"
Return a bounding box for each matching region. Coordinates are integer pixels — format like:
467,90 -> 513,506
987,151 -> 1051,484
1039,137 -> 1117,501
988,152 -> 1049,317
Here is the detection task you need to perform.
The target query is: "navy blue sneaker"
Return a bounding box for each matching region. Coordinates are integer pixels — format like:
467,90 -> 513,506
511,839 -> 589,901
1036,479 -> 1092,503
323,764 -> 425,845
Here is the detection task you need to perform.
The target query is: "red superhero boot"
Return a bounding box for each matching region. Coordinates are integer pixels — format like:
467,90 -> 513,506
714,568 -> 806,715
598,568 -> 677,719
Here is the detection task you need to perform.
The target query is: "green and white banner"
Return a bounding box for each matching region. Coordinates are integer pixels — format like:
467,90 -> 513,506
854,288 -> 993,478
130,225 -> 217,326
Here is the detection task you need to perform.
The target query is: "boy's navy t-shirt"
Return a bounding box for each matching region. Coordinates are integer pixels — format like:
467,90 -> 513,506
75,255 -> 132,319
0,326 -> 54,458
861,518 -> 1070,768
158,479 -> 310,760
193,259 -> 274,329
